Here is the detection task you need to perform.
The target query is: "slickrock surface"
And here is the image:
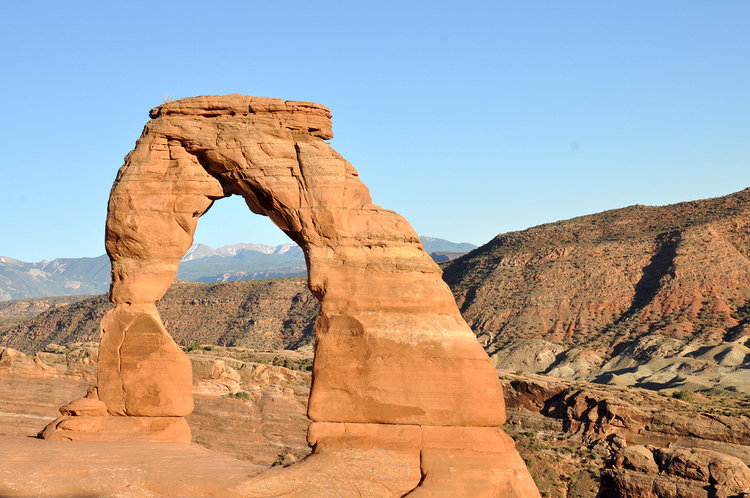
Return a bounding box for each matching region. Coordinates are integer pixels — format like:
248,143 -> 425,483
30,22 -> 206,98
39,95 -> 537,495
0,437 -> 267,497
0,348 -> 304,496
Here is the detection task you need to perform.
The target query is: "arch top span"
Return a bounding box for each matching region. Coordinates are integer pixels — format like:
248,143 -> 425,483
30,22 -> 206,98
148,94 -> 334,139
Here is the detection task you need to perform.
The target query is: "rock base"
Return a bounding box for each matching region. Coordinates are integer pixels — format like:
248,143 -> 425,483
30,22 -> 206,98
39,415 -> 191,443
230,422 -> 540,497
414,425 -> 542,497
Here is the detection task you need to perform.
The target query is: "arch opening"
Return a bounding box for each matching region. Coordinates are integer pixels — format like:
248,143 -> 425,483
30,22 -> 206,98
175,194 -> 307,286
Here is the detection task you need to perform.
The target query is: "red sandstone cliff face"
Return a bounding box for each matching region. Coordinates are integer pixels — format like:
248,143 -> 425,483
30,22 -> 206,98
443,188 -> 750,357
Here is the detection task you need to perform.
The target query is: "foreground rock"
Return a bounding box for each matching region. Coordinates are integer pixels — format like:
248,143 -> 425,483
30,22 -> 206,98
0,437 -> 267,497
40,94 -> 537,495
0,345 -> 313,468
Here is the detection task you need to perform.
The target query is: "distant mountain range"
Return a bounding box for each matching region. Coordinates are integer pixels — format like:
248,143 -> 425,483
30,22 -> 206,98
0,255 -> 111,302
0,237 -> 476,301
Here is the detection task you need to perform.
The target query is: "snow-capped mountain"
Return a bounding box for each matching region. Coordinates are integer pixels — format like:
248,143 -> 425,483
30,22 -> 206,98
1,237 -> 474,301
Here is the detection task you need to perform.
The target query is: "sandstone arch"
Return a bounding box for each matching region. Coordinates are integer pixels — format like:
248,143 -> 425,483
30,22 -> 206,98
44,95 -> 539,496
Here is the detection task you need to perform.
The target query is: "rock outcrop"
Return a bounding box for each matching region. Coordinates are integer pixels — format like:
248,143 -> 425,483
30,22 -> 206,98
41,95 -> 537,495
503,373 -> 750,463
600,445 -> 750,497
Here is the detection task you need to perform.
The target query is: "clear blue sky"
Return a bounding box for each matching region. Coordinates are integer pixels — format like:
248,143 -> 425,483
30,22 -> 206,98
1,1 -> 748,261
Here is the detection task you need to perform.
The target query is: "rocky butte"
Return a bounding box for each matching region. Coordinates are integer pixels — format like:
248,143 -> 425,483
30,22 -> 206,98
38,94 -> 539,496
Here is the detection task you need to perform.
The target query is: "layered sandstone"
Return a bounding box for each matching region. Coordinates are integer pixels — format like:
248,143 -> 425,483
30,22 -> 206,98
443,188 -> 750,355
41,95 -> 537,495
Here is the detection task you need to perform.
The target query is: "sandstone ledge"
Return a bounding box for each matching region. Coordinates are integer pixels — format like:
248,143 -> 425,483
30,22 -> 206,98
39,415 -> 191,443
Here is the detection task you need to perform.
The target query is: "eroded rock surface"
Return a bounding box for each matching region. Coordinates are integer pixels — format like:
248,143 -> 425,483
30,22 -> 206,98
40,95 -> 537,495
501,370 -> 750,496
600,445 -> 750,498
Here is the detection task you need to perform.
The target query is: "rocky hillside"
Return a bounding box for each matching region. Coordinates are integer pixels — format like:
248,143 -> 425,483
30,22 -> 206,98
501,371 -> 750,497
443,188 -> 750,349
0,278 -> 318,353
442,188 -> 750,390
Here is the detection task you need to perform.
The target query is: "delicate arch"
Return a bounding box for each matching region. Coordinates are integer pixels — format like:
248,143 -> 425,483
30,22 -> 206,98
48,95 -> 538,495
102,95 -> 505,425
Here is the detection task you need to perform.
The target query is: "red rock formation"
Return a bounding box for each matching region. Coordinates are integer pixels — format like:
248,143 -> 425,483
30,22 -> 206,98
41,95 -> 538,495
443,189 -> 750,353
600,445 -> 750,497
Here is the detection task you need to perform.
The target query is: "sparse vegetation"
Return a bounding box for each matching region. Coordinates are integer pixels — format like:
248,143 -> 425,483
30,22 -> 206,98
225,391 -> 252,402
185,343 -> 214,353
271,356 -> 313,372
272,450 -> 296,467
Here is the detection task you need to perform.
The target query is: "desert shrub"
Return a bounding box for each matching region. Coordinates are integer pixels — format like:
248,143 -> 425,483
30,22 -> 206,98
271,357 -> 313,372
184,343 -> 213,353
226,391 -> 251,402
272,450 -> 296,467
672,390 -> 691,401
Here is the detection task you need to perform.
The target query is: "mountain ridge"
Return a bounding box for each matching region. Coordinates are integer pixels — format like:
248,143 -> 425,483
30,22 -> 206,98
0,236 -> 474,301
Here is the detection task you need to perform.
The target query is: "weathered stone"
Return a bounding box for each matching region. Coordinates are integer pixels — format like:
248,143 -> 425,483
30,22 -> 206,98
414,426 -> 541,497
98,304 -> 192,416
51,94 -> 536,494
616,445 -> 660,474
59,398 -> 108,417
305,423 -> 540,497
601,445 -> 750,498
0,347 -> 25,368
38,415 -> 191,442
